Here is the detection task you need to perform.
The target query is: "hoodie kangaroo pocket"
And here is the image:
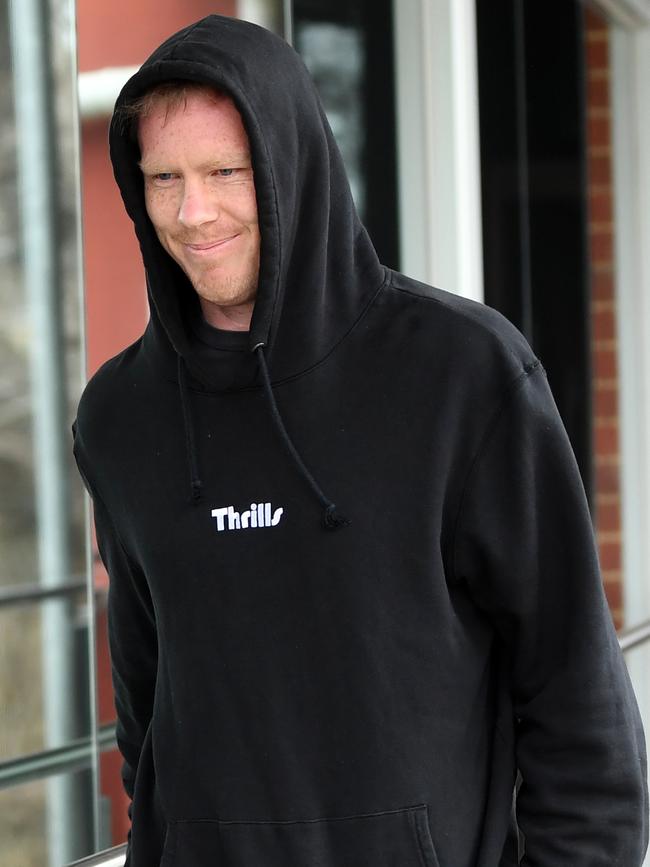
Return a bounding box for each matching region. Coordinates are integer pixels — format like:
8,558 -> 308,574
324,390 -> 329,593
160,803 -> 440,867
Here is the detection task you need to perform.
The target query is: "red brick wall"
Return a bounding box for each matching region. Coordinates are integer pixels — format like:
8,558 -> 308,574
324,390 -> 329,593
585,6 -> 623,626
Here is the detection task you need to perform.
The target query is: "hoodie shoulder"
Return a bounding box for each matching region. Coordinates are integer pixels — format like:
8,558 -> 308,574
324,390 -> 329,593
75,338 -> 146,441
386,269 -> 539,386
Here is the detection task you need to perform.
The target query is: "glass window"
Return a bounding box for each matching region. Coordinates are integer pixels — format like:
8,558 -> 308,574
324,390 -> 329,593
0,0 -> 96,862
0,769 -> 95,867
293,0 -> 400,268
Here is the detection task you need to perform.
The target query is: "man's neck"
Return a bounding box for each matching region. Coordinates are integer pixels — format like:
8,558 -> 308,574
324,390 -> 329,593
200,299 -> 253,332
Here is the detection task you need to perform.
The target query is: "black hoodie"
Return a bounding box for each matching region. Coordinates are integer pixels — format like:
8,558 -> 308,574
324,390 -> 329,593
72,14 -> 648,867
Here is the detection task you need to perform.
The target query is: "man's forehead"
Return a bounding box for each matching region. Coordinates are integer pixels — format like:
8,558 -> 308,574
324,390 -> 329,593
138,87 -> 231,126
136,87 -> 252,157
129,82 -> 246,143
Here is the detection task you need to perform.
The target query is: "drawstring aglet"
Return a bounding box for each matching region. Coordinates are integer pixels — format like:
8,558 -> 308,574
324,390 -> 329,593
255,343 -> 350,532
323,504 -> 350,530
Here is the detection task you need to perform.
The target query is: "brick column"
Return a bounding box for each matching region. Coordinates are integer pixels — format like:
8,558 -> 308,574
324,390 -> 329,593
585,6 -> 622,626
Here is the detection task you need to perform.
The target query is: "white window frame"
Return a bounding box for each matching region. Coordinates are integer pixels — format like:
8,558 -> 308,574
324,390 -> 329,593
236,0 -> 290,39
606,15 -> 650,628
393,0 -> 483,301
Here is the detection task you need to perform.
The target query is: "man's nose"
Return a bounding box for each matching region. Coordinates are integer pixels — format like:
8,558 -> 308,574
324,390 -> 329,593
178,180 -> 219,228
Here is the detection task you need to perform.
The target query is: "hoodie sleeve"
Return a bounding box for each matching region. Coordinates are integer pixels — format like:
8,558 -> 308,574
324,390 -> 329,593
453,361 -> 648,865
72,424 -> 158,857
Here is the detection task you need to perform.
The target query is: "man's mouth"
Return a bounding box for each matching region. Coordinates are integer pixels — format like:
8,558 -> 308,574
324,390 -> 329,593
184,235 -> 239,253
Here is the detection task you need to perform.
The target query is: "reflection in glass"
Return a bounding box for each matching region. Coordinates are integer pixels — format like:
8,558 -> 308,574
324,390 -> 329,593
0,594 -> 90,761
0,768 -> 93,867
292,0 -> 400,269
295,22 -> 366,217
1,0 -> 94,863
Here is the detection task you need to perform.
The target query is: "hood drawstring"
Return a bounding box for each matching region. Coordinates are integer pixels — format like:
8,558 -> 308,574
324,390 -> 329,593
176,348 -> 349,529
177,355 -> 204,504
253,344 -> 349,531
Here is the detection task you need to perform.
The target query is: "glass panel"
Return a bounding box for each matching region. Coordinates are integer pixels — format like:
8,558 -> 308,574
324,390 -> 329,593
0,6 -> 37,589
292,0 -> 399,268
1,0 -> 90,736
0,0 -> 86,590
1,0 -> 96,862
0,594 -> 89,760
295,21 -> 367,216
0,768 -> 94,867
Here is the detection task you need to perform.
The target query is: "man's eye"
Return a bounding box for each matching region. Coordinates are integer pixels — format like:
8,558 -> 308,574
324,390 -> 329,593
216,168 -> 235,177
154,172 -> 175,182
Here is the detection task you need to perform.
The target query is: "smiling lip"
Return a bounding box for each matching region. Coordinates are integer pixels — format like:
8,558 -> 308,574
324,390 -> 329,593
184,235 -> 239,253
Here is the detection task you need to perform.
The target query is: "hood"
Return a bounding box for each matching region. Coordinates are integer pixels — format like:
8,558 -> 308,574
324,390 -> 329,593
109,14 -> 385,389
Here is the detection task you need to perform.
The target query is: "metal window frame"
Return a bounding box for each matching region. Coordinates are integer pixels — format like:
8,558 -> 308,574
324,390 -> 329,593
67,843 -> 127,867
0,723 -> 116,790
0,577 -> 91,608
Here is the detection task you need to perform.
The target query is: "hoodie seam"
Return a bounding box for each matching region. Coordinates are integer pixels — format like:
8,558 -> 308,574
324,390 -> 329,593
253,264 -> 389,386
167,20 -> 205,59
172,266 -> 391,396
450,360 -> 542,585
74,440 -> 141,575
170,803 -> 428,826
74,432 -> 154,621
388,278 -> 530,371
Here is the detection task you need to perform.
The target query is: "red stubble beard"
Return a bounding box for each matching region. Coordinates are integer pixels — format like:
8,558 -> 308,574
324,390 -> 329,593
162,229 -> 260,310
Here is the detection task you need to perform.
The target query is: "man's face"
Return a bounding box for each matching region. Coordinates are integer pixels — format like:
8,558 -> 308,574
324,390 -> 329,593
139,89 -> 261,323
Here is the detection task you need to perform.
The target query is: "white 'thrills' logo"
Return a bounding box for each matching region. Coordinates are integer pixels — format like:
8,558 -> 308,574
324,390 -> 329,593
210,503 -> 284,532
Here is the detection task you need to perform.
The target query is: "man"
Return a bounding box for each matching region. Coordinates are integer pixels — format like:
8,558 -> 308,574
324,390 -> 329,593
73,14 -> 648,867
